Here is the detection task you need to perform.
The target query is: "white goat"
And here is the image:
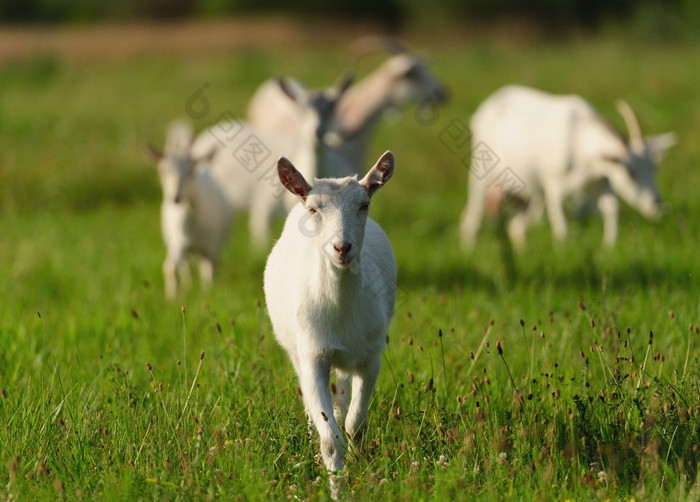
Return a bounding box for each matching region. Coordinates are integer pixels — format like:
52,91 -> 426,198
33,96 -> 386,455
460,85 -> 677,248
149,121 -> 231,298
264,151 -> 397,496
247,38 -> 447,175
189,77 -> 352,247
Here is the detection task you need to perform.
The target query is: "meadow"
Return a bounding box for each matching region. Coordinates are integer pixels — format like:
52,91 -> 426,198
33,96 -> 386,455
1,20 -> 699,500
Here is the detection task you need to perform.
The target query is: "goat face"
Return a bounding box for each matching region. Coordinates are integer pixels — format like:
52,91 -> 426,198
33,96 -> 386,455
278,151 -> 395,269
303,180 -> 371,269
605,133 -> 676,220
387,54 -> 448,106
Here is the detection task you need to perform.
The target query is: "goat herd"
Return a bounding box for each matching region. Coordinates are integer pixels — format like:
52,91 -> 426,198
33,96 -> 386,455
147,37 -> 676,495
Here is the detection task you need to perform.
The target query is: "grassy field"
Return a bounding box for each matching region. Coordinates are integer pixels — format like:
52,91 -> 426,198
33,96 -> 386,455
1,20 -> 700,501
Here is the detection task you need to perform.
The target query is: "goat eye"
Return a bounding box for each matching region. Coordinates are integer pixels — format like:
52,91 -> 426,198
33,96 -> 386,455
308,207 -> 318,214
360,203 -> 369,211
404,64 -> 420,79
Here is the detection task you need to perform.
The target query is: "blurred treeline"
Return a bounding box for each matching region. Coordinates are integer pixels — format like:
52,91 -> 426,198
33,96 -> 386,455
1,0 -> 698,35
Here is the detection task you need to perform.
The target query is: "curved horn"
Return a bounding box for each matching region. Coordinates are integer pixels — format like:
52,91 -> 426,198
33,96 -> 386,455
616,99 -> 644,153
334,71 -> 354,97
349,36 -> 411,59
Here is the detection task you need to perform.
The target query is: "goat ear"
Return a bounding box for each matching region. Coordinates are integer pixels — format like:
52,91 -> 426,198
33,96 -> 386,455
361,151 -> 395,197
278,157 -> 312,200
601,153 -> 626,165
335,72 -> 354,98
191,144 -> 218,165
146,144 -> 164,162
277,77 -> 305,103
646,132 -> 678,163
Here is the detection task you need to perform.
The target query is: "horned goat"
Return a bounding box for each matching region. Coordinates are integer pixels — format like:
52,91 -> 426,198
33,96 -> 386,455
247,38 -> 447,176
460,85 -> 677,248
189,77 -> 352,247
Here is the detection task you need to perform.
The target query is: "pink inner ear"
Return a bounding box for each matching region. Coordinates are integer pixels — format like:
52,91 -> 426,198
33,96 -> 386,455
278,158 -> 311,199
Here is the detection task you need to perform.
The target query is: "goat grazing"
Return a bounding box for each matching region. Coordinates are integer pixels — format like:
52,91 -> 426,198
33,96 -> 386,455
460,85 -> 677,248
149,121 -> 231,298
189,76 -> 352,247
247,38 -> 447,175
263,151 -> 397,497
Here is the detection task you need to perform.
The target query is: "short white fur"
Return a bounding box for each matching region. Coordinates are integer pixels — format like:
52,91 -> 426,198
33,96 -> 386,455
263,151 -> 397,496
247,39 -> 446,176
189,77 -> 351,247
460,85 -> 677,248
150,121 -> 232,298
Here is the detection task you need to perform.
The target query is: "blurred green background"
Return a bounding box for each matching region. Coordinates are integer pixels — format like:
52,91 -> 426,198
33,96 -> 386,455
1,2 -> 699,500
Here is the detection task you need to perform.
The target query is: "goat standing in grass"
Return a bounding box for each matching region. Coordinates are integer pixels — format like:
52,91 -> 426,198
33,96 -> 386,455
247,38 -> 447,176
460,85 -> 677,249
264,151 -> 397,497
149,121 -> 230,298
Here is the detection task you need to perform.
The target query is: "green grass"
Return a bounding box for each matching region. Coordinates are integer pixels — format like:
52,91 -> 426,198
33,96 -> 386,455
1,27 -> 700,501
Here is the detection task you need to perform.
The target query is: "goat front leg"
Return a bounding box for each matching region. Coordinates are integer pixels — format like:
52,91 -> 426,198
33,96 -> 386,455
459,181 -> 487,251
597,190 -> 619,246
198,256 -> 215,289
345,354 -> 381,445
333,370 -> 351,429
163,251 -> 187,299
544,186 -> 567,241
297,350 -> 345,474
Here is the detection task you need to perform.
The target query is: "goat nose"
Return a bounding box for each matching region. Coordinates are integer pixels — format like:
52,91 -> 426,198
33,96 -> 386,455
174,194 -> 181,204
333,242 -> 352,256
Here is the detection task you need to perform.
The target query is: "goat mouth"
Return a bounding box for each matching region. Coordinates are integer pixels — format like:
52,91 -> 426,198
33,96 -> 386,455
332,255 -> 355,267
